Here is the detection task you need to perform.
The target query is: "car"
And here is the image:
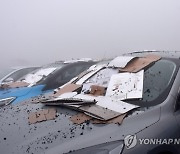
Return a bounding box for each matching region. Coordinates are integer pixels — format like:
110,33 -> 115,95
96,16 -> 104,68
0,66 -> 39,84
0,60 -> 96,106
0,51 -> 180,154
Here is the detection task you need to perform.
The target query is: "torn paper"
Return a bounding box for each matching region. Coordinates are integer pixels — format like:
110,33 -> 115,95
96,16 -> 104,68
106,70 -> 144,100
28,109 -> 56,124
96,96 -> 139,114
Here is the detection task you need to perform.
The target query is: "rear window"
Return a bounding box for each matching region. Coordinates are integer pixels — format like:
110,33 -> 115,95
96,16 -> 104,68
126,59 -> 177,107
9,67 -> 38,81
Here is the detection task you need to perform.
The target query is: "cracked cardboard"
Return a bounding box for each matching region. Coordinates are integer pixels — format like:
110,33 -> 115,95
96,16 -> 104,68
120,54 -> 161,73
79,105 -> 121,121
91,113 -> 127,124
54,84 -> 82,97
90,85 -> 106,96
28,109 -> 56,124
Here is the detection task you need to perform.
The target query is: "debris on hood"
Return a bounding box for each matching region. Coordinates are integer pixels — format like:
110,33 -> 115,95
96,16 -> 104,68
76,65 -> 105,85
42,93 -> 97,106
70,112 -> 127,125
79,105 -> 120,121
95,96 -> 139,113
120,54 -> 161,73
55,92 -> 78,100
28,108 -> 56,124
89,85 -> 106,96
19,92 -> 54,105
91,113 -> 127,124
42,94 -> 138,120
105,70 -> 144,100
69,113 -> 92,124
81,68 -> 119,94
41,54 -> 161,124
0,81 -> 29,89
70,70 -> 92,84
53,84 -> 82,97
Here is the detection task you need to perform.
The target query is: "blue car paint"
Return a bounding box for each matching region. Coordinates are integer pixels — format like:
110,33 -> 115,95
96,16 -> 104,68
0,85 -> 52,105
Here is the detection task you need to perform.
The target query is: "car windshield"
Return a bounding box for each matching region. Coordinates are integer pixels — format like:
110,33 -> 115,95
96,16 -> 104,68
125,58 -> 178,107
38,62 -> 96,91
7,67 -> 39,82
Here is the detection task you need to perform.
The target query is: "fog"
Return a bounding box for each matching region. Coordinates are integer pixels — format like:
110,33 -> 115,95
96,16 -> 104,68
0,0 -> 180,69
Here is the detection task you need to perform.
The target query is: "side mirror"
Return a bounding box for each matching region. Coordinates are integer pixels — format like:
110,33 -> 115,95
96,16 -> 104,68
3,77 -> 14,83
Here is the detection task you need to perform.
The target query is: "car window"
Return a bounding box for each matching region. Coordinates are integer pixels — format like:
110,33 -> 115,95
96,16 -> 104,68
142,60 -> 175,102
125,59 -> 177,107
61,65 -> 89,81
40,62 -> 96,91
5,67 -> 38,82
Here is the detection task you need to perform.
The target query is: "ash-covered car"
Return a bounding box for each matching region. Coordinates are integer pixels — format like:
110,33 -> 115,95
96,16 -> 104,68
0,60 -> 97,106
0,66 -> 39,85
0,51 -> 180,154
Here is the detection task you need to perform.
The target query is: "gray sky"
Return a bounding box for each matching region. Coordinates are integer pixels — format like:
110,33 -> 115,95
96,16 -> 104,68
0,0 -> 180,68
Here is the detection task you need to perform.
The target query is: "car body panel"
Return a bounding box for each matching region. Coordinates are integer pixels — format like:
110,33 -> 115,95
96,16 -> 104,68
0,52 -> 180,154
0,102 -> 160,154
0,61 -> 96,105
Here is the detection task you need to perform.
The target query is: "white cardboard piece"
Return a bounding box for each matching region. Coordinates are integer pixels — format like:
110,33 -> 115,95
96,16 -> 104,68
106,70 -> 144,100
108,56 -> 135,68
81,68 -> 118,94
96,96 -> 139,113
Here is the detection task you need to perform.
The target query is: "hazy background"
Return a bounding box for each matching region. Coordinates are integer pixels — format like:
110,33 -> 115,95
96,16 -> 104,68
0,0 -> 180,69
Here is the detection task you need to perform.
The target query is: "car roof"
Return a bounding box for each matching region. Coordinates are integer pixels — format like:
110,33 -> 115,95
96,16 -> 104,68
123,50 -> 180,59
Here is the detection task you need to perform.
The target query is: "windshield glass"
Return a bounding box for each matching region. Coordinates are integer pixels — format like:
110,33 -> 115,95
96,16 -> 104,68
74,59 -> 177,107
38,62 -> 96,91
125,59 -> 177,107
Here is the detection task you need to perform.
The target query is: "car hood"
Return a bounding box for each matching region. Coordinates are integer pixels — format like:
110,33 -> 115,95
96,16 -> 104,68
0,102 -> 160,154
0,85 -> 45,99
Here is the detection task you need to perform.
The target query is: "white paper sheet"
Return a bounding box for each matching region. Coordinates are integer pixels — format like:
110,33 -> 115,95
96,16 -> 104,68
108,56 -> 135,68
106,70 -> 144,100
96,96 -> 139,113
81,68 -> 119,94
